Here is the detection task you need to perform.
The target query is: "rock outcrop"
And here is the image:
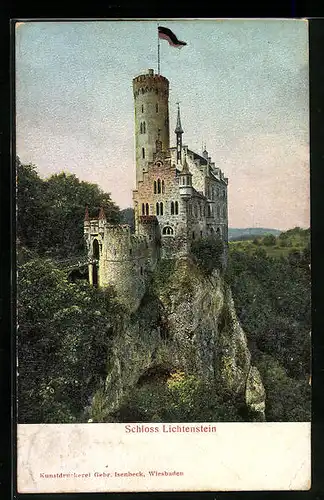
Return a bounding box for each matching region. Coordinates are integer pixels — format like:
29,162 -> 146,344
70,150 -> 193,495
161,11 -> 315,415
89,258 -> 266,421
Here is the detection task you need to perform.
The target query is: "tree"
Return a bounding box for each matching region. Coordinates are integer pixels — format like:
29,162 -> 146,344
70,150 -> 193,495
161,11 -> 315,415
16,157 -> 47,250
16,161 -> 120,259
263,233 -> 276,246
17,257 -> 123,423
191,235 -> 224,275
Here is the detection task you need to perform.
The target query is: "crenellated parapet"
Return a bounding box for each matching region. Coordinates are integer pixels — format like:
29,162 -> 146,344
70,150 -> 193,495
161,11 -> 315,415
133,70 -> 169,99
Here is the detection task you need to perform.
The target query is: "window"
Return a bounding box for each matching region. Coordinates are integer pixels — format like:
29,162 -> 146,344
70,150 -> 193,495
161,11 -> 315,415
156,202 -> 159,215
145,203 -> 149,215
140,266 -> 143,275
171,201 -> 174,215
223,206 -> 226,217
162,180 -> 165,193
160,202 -> 164,215
142,203 -> 145,215
154,180 -> 157,194
156,103 -> 159,113
192,231 -> 195,240
162,226 -> 174,235
129,248 -> 132,255
143,122 -> 146,133
157,178 -> 161,194
175,201 -> 179,215
93,239 -> 99,259
141,105 -> 144,113
208,205 -> 211,217
140,123 -> 142,134
200,230 -> 203,238
142,148 -> 145,159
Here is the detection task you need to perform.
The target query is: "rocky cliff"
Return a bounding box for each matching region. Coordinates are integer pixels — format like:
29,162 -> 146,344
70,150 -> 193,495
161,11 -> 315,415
89,258 -> 266,422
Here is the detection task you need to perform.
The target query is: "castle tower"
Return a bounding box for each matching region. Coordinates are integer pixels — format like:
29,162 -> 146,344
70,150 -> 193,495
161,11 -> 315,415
133,69 -> 170,184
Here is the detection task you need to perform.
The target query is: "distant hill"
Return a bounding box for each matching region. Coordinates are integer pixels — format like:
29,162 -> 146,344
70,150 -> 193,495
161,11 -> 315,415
228,228 -> 281,241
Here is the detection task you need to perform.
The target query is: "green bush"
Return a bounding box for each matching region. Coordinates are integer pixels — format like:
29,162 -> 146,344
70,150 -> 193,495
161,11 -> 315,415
113,370 -> 243,423
191,235 -> 224,275
262,234 -> 277,246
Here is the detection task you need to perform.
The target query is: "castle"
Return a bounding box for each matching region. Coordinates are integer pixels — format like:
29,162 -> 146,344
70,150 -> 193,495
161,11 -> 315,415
84,68 -> 228,309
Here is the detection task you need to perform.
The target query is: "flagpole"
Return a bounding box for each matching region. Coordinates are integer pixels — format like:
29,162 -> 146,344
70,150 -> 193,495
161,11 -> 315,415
157,22 -> 160,74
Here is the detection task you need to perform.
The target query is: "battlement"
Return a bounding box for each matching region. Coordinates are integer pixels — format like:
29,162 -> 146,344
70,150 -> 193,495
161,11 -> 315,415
133,70 -> 169,98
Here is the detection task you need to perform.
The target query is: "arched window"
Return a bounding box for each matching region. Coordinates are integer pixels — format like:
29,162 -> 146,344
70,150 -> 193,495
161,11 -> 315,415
93,239 -> 99,259
157,178 -> 161,194
140,266 -> 143,275
141,105 -> 144,113
140,123 -> 142,134
162,226 -> 174,235
142,203 -> 145,215
216,227 -> 220,235
160,202 -> 164,215
192,231 -> 195,240
156,103 -> 159,113
129,248 -> 132,255
156,202 -> 160,216
175,201 -> 179,215
143,122 -> 146,133
200,230 -> 203,238
154,180 -> 157,194
171,201 -> 174,215
208,205 -> 211,217
162,180 -> 165,193
142,147 -> 145,159
145,203 -> 149,215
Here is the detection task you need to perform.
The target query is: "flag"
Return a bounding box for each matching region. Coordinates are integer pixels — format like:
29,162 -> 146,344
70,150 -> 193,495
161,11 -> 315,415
158,27 -> 187,48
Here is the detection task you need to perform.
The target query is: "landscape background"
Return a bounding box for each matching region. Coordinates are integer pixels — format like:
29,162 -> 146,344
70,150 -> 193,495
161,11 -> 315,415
17,158 -> 311,424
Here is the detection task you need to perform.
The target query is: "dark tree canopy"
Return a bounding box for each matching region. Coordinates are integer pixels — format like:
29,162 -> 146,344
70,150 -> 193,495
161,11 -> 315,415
16,157 -> 120,258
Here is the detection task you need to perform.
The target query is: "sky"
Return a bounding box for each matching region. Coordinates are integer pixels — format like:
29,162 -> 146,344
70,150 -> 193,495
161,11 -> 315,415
16,19 -> 309,229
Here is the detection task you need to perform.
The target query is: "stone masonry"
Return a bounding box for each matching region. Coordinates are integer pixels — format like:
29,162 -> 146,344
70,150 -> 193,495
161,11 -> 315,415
84,69 -> 229,310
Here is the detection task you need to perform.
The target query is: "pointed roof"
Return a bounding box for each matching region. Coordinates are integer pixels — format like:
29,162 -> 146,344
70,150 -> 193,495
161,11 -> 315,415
99,206 -> 106,220
175,103 -> 184,134
180,153 -> 191,175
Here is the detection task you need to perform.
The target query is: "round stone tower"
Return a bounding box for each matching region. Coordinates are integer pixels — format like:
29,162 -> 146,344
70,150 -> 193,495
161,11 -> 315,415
133,69 -> 170,183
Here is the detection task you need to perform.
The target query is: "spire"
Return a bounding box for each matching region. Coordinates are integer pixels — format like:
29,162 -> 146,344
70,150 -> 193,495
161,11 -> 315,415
84,204 -> 90,221
175,102 -> 184,134
99,206 -> 106,220
182,153 -> 190,173
175,103 -> 184,164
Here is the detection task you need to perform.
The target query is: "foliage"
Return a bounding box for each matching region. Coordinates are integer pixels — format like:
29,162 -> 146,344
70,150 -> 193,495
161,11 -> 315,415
16,157 -> 119,259
17,257 -> 124,423
191,235 -> 224,275
256,353 -> 311,421
263,233 -> 276,246
119,207 -> 135,232
113,370 -> 242,423
225,236 -> 311,421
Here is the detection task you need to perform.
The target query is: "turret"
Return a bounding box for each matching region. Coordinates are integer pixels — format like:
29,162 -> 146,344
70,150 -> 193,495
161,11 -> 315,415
178,153 -> 193,199
133,69 -> 170,184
